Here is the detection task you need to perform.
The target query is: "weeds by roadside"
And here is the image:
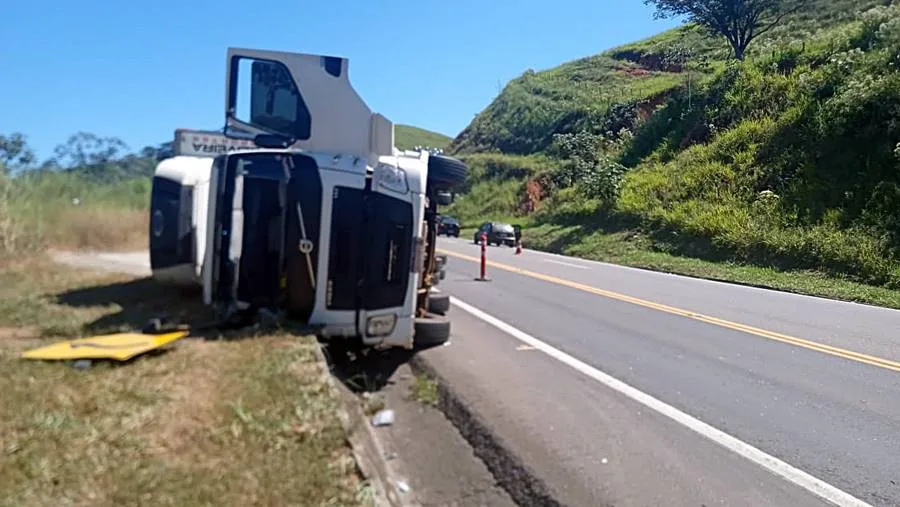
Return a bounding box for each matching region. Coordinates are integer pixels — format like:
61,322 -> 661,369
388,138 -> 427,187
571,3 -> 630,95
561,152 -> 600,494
0,258 -> 368,507
0,171 -> 149,259
0,335 -> 366,507
411,374 -> 439,408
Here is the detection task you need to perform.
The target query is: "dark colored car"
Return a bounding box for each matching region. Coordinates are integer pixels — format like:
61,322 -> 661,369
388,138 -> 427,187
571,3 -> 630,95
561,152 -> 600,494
438,215 -> 460,237
474,221 -> 516,247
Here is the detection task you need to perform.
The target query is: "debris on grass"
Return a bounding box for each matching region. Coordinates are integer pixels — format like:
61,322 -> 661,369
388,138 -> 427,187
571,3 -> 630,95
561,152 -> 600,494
20,330 -> 189,362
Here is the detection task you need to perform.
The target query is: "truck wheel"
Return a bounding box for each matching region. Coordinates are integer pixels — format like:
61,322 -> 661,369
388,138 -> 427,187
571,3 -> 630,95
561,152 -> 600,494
427,154 -> 468,190
428,293 -> 451,315
415,313 -> 451,347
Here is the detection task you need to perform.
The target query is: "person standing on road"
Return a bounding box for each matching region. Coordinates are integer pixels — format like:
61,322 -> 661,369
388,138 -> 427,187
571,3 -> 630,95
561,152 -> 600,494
513,224 -> 522,255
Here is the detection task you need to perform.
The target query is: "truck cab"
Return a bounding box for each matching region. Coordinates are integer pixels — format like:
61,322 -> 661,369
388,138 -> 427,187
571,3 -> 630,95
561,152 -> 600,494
149,129 -> 258,288
150,47 -> 466,349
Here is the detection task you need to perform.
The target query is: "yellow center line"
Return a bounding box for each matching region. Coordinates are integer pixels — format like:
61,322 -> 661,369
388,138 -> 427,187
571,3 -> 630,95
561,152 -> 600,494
438,248 -> 900,374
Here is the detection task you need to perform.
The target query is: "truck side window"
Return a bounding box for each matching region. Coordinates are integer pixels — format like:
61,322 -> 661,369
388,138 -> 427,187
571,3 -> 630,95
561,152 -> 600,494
230,57 -> 312,140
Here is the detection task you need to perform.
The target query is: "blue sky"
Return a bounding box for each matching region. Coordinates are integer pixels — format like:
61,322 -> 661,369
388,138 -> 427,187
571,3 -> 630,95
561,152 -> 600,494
1,0 -> 681,161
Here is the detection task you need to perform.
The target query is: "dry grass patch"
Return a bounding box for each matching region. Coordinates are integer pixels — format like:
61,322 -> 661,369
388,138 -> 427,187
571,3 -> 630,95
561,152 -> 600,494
48,207 -> 149,251
0,258 -> 369,506
0,335 -> 367,507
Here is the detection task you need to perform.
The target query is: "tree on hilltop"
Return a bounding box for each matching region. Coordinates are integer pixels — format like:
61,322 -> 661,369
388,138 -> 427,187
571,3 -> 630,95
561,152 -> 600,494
643,0 -> 806,60
0,133 -> 36,174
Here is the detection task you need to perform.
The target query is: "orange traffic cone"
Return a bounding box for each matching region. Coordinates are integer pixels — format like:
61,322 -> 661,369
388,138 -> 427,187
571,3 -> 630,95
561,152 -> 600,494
515,242 -> 522,255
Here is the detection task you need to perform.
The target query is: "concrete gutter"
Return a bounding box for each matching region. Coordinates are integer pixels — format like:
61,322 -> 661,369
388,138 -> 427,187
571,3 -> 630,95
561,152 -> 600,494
312,343 -> 413,507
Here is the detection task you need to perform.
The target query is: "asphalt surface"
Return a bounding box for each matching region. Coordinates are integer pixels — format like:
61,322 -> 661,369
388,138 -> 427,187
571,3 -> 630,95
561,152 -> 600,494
430,237 -> 900,507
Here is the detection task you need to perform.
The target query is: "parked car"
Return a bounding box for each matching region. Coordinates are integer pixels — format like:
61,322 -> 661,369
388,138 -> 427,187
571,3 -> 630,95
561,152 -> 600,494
473,221 -> 516,247
438,215 -> 460,237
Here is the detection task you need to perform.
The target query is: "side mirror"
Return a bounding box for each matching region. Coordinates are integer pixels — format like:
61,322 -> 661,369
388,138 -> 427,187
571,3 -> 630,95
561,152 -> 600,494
436,191 -> 453,206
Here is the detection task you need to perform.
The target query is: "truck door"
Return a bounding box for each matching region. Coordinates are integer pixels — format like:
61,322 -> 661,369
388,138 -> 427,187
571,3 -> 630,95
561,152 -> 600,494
223,47 -> 392,160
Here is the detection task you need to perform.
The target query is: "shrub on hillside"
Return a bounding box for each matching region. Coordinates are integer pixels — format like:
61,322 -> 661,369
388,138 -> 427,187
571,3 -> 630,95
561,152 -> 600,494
547,130 -> 628,204
442,153 -> 558,223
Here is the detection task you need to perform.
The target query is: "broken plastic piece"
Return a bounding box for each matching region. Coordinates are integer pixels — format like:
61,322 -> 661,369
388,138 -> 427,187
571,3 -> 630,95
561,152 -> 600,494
396,481 -> 410,494
21,331 -> 189,362
371,409 -> 395,427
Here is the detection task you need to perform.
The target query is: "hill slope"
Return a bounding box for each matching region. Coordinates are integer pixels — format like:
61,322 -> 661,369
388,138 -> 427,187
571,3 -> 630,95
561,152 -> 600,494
444,0 -> 900,307
395,125 -> 452,151
449,0 -> 885,157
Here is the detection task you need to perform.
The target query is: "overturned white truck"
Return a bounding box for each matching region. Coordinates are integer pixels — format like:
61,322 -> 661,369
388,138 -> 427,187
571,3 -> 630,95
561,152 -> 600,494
149,47 -> 466,348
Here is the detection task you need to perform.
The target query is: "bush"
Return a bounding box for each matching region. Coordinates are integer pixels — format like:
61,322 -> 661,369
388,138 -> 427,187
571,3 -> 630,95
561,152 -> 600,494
546,130 -> 628,203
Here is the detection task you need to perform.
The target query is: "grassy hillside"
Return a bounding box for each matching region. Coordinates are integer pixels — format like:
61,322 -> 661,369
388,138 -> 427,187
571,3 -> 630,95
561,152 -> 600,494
446,0 -> 900,308
395,124 -> 452,151
449,0 -> 885,157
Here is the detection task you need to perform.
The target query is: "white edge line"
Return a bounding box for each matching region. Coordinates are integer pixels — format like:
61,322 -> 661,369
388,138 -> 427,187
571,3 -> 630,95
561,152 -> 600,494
447,295 -> 871,507
542,258 -> 588,269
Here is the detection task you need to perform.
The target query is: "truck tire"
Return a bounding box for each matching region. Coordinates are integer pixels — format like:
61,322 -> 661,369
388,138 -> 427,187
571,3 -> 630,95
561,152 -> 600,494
427,154 -> 468,190
428,293 -> 451,315
414,313 -> 451,347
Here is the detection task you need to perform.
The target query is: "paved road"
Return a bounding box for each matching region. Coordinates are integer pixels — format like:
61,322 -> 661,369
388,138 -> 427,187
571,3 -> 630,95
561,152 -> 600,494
429,237 -> 900,506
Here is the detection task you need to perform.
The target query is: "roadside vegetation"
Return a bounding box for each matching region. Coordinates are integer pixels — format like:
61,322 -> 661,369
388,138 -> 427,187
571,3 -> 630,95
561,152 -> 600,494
0,257 -> 371,506
0,132 -> 154,259
444,0 -> 900,309
411,373 -> 439,408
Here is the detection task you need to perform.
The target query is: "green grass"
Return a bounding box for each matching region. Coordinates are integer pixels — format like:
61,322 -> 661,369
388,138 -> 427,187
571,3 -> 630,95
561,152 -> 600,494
448,0 -> 885,158
446,1 -> 900,309
442,152 -> 558,229
1,171 -> 150,256
410,373 -> 439,408
0,259 -> 368,507
394,124 -> 452,151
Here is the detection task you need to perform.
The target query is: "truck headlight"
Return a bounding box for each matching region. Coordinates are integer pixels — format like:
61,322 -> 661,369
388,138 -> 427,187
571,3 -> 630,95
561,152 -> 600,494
366,314 -> 397,337
374,163 -> 409,194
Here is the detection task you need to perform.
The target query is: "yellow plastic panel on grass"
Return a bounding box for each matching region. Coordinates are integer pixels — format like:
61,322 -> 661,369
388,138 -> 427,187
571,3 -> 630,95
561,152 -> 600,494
21,331 -> 190,362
